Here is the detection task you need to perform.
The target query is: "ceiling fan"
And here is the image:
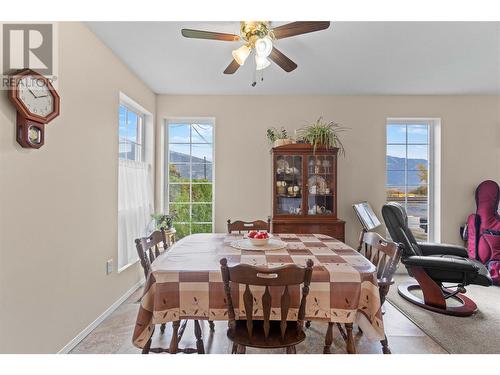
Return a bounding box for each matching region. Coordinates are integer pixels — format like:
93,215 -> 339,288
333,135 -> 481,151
181,21 -> 330,75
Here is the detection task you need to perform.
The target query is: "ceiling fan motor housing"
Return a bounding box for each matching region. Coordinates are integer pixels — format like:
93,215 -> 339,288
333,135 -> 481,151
240,21 -> 274,46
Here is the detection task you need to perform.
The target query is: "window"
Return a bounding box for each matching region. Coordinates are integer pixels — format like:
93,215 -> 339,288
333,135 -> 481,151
117,95 -> 153,272
386,119 -> 438,241
119,104 -> 145,162
166,120 -> 214,239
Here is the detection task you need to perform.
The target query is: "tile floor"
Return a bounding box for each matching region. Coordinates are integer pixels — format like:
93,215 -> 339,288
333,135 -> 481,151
70,286 -> 448,354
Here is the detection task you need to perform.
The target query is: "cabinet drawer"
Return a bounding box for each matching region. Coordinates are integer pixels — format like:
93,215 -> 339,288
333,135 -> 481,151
273,221 -> 345,242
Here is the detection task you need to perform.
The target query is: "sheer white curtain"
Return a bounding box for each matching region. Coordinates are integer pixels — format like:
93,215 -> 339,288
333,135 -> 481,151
118,159 -> 154,270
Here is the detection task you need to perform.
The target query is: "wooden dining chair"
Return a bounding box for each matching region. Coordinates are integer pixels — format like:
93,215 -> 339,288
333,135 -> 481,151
135,229 -> 212,354
220,258 -> 314,354
227,217 -> 271,233
348,231 -> 402,354
358,231 -> 402,305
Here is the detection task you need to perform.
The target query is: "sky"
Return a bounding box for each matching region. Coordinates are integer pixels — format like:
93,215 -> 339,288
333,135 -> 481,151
119,105 -> 139,142
168,123 -> 214,162
386,124 -> 429,160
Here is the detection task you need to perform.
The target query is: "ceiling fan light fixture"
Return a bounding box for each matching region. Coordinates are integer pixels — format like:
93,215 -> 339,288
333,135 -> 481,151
255,55 -> 271,70
255,36 -> 273,57
232,45 -> 250,65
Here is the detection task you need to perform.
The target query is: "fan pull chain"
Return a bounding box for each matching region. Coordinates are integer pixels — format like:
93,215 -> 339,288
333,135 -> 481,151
251,68 -> 265,87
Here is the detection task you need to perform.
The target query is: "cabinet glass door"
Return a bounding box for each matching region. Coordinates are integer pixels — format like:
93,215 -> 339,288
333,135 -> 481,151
307,155 -> 335,216
275,155 -> 303,215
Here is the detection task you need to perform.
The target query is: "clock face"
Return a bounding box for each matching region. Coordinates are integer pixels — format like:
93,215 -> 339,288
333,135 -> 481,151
17,75 -> 54,118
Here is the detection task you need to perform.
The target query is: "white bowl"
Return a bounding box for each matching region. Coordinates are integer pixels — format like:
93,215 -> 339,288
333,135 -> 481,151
244,233 -> 273,246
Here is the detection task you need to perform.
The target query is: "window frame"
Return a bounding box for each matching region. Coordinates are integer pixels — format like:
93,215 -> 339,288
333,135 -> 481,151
164,118 -> 216,237
117,92 -> 154,274
386,118 -> 440,242
119,103 -> 146,163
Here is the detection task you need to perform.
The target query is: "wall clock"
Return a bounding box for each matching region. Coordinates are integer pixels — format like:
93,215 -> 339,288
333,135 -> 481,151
8,69 -> 60,149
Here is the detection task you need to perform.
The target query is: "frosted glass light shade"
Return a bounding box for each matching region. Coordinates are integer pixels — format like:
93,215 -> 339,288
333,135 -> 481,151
232,45 -> 250,65
255,36 -> 273,57
255,55 -> 271,70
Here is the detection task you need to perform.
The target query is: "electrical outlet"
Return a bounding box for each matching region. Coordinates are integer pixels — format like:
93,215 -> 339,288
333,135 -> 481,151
106,259 -> 113,275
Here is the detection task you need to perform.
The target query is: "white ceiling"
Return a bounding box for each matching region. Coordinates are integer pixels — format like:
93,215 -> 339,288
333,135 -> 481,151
86,21 -> 500,95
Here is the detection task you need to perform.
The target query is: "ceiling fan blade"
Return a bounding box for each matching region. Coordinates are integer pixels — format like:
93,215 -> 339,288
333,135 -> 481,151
269,47 -> 297,72
223,59 -> 240,74
271,21 -> 330,39
181,29 -> 240,42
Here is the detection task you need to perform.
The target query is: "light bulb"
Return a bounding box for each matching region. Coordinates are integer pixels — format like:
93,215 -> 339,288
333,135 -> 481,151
255,55 -> 271,70
232,45 -> 250,66
255,36 -> 273,57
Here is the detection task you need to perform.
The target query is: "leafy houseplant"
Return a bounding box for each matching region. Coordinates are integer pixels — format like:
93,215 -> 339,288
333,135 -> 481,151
297,117 -> 347,155
266,127 -> 293,147
151,213 -> 176,231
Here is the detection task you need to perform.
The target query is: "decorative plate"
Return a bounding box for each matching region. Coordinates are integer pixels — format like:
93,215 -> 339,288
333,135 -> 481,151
230,239 -> 288,251
308,175 -> 328,194
276,159 -> 289,174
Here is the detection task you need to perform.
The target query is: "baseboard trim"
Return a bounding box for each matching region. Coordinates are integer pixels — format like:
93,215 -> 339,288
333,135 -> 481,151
58,279 -> 144,354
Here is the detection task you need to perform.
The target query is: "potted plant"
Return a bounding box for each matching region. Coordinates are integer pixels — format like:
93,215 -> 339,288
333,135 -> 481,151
266,127 -> 293,147
296,117 -> 347,155
151,212 -> 176,231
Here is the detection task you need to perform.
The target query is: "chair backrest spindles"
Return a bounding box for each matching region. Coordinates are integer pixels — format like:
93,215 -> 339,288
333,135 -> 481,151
297,260 -> 313,330
357,231 -> 402,305
262,286 -> 271,339
220,258 -> 314,342
280,285 -> 290,339
365,242 -> 372,262
135,229 -> 169,279
377,254 -> 387,279
372,248 -> 380,267
220,260 -> 236,331
243,284 -> 253,336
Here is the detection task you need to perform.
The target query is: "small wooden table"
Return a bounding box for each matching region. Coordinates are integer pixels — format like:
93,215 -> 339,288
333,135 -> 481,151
133,233 -> 385,354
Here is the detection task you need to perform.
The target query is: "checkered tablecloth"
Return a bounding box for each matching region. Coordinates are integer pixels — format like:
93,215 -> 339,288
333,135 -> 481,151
133,233 -> 385,348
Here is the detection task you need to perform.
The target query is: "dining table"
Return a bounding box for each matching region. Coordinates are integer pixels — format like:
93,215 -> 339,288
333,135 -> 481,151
132,232 -> 386,354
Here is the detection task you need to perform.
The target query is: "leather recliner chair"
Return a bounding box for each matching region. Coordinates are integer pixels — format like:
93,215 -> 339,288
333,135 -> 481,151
382,202 -> 492,316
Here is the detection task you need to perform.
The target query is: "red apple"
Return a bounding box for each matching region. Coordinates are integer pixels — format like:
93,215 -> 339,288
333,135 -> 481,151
248,231 -> 258,238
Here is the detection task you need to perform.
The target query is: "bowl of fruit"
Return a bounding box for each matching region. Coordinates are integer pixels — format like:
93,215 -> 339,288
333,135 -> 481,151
245,231 -> 272,246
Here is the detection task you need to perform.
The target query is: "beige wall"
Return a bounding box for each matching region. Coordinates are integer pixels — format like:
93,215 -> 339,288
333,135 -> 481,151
156,95 -> 500,248
0,22 -> 155,353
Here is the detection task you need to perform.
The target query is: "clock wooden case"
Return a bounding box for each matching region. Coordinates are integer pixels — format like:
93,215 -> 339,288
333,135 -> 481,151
271,143 -> 345,241
8,69 -> 60,149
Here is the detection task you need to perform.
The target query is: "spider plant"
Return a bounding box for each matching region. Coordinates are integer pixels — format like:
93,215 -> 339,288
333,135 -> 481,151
297,117 -> 347,155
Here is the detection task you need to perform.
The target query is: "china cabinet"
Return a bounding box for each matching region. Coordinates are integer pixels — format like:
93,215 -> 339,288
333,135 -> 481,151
271,143 -> 345,241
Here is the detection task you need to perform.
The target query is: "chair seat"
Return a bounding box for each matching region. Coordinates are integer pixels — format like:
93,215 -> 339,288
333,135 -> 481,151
411,254 -> 492,286
227,320 -> 306,349
458,257 -> 492,286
